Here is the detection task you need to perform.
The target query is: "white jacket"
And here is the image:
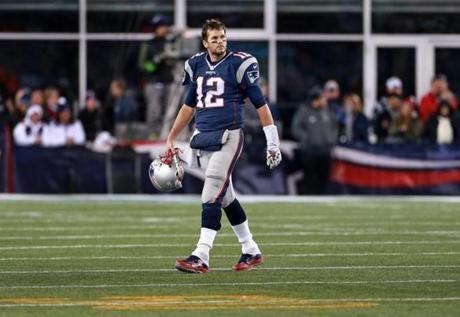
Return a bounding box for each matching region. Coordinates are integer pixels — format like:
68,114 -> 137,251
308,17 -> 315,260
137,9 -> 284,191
13,105 -> 45,146
42,120 -> 86,147
13,121 -> 44,146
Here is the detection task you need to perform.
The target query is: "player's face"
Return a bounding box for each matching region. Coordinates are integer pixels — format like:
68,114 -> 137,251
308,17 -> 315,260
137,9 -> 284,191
203,29 -> 227,58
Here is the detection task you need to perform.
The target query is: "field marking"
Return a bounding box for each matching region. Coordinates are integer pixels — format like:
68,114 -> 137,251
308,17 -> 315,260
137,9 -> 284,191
1,252 -> 459,262
1,240 -> 459,251
2,218 -> 460,226
1,230 -> 460,240
2,223 -> 460,232
0,265 -> 459,275
2,295 -> 460,310
0,295 -> 378,311
0,279 -> 456,290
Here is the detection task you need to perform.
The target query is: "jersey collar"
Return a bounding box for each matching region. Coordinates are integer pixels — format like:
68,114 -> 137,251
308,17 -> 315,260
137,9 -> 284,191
205,51 -> 233,71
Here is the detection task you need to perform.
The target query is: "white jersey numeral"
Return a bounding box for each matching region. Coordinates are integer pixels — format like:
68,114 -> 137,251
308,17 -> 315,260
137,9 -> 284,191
196,76 -> 225,108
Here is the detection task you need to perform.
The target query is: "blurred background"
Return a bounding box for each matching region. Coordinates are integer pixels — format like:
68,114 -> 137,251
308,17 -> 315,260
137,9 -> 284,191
1,0 -> 460,195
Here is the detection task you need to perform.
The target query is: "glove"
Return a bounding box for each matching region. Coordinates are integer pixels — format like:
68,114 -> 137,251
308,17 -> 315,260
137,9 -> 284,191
266,147 -> 282,169
263,124 -> 282,169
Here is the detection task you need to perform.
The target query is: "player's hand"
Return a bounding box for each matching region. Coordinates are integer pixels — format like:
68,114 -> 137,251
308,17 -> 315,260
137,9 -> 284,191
165,136 -> 175,153
266,147 -> 282,169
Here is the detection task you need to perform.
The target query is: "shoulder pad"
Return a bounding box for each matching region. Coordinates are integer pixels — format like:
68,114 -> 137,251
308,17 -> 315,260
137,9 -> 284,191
232,51 -> 254,61
233,52 -> 259,84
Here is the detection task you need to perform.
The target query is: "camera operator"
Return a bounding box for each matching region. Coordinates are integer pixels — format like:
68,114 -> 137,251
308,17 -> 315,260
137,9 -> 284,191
138,14 -> 177,138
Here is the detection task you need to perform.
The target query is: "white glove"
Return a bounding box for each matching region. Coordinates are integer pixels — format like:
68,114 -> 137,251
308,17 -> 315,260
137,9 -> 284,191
266,147 -> 282,169
263,124 -> 282,169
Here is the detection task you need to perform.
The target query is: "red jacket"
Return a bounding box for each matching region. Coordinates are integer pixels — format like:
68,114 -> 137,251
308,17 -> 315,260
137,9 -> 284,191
419,92 -> 458,123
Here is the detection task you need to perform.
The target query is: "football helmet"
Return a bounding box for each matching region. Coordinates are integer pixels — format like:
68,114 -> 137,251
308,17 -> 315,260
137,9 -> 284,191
149,148 -> 184,192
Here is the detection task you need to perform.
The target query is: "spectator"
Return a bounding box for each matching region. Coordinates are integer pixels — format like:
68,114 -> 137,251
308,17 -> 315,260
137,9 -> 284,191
374,76 -> 403,116
42,98 -> 85,147
110,78 -> 139,124
340,93 -> 369,143
419,74 -> 458,123
138,14 -> 176,135
388,96 -> 423,144
323,80 -> 344,127
423,100 -> 460,144
31,89 -> 45,106
374,93 -> 403,143
385,76 -> 403,96
13,104 -> 44,146
43,86 -> 60,122
291,86 -> 338,194
7,88 -> 31,128
79,90 -> 102,142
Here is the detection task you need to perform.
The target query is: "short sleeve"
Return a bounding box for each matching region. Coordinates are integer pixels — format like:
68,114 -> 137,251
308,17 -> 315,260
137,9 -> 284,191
236,56 -> 260,89
184,83 -> 197,107
182,59 -> 194,86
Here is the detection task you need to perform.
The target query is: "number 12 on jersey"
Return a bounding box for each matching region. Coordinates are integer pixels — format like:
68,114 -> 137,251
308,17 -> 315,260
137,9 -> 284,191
196,76 -> 225,108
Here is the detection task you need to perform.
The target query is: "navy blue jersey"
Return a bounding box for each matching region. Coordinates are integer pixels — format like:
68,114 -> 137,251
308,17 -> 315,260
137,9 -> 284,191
183,51 -> 262,132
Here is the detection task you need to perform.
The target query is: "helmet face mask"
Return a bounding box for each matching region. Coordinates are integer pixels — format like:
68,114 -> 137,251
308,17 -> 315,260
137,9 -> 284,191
149,150 -> 184,192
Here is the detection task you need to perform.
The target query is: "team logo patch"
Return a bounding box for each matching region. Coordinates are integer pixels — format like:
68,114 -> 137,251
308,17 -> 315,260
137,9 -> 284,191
247,70 -> 260,84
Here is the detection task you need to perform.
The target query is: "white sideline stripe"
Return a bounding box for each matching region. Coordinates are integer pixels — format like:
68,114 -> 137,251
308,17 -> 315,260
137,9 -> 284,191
2,231 -> 460,240
332,146 -> 460,169
0,265 -> 459,275
0,280 -> 456,290
1,252 -> 459,262
1,240 -> 459,251
1,296 -> 460,308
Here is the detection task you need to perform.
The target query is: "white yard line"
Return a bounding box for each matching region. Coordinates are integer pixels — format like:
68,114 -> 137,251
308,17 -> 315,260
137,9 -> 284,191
1,240 -> 459,251
0,279 -> 456,290
2,223 -> 460,232
1,230 -> 460,240
1,218 -> 460,226
1,252 -> 459,262
0,265 -> 458,275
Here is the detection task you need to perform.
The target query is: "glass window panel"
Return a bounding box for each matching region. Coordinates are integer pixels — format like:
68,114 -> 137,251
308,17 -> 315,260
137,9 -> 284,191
87,41 -> 143,105
187,0 -> 264,28
0,41 -> 78,98
0,0 -> 78,32
435,49 -> 460,99
87,0 -> 173,32
373,0 -> 460,34
377,48 -> 415,99
277,41 -> 362,105
277,42 -> 362,138
277,0 -> 362,34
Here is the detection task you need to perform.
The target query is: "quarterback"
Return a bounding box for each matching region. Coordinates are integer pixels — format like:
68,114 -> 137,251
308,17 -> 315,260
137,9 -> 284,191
165,19 -> 282,273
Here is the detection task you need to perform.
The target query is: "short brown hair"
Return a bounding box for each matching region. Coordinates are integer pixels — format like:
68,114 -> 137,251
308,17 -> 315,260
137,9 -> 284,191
201,19 -> 226,41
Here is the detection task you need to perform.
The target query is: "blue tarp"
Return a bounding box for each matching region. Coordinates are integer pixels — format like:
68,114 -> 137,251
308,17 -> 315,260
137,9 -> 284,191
13,146 -> 107,193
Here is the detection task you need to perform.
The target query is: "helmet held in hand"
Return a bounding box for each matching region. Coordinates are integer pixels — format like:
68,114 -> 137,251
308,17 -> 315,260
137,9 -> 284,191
149,148 -> 184,192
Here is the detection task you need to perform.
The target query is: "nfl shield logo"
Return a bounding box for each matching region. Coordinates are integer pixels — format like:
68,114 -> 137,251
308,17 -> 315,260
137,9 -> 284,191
247,70 -> 260,84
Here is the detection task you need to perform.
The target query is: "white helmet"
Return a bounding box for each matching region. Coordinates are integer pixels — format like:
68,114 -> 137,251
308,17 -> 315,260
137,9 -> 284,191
149,149 -> 185,192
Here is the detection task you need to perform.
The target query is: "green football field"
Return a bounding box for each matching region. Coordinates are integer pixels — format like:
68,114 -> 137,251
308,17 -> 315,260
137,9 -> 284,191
0,197 -> 459,317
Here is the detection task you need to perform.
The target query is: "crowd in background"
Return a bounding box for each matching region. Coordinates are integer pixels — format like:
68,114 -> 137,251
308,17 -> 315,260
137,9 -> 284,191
2,66 -> 460,195
0,78 -> 139,148
1,13 -> 460,195
1,73 -> 460,148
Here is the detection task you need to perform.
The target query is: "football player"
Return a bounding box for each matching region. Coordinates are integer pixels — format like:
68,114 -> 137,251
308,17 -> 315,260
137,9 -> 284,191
166,19 -> 282,273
